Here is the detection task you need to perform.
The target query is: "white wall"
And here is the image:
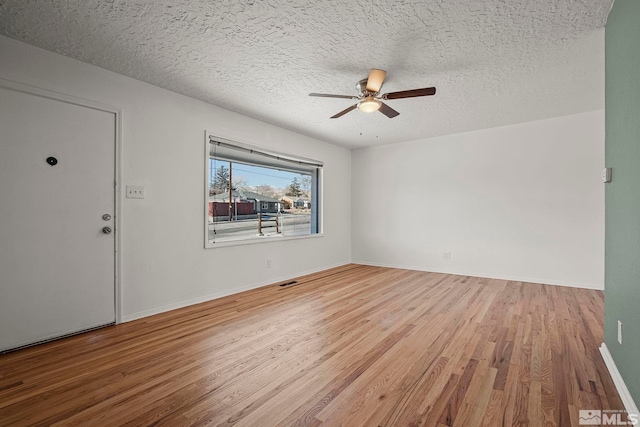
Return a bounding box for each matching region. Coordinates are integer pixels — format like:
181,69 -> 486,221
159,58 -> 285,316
0,36 -> 352,321
352,111 -> 605,289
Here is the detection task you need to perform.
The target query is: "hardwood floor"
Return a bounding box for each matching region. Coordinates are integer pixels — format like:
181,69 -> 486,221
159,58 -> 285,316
0,264 -> 624,426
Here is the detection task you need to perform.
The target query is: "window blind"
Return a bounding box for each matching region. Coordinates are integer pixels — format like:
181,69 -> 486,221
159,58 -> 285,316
209,136 -> 323,174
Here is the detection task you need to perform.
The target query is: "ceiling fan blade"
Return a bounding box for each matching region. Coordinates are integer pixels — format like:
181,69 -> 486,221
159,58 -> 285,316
378,102 -> 400,118
366,69 -> 387,93
309,93 -> 356,99
382,87 -> 436,100
330,104 -> 358,119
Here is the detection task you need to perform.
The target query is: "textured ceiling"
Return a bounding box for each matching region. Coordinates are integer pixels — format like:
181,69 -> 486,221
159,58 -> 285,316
0,0 -> 613,149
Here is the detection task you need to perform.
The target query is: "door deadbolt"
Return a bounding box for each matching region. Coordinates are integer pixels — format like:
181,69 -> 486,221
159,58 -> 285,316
102,226 -> 112,234
102,214 -> 112,221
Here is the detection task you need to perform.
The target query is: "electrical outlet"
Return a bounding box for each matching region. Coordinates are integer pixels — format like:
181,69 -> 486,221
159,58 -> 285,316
266,258 -> 272,269
443,252 -> 452,260
126,185 -> 145,199
618,320 -> 623,344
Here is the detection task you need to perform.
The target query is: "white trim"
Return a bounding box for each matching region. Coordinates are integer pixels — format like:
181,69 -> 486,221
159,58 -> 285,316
209,232 -> 324,248
600,342 -> 640,416
114,102 -> 123,324
204,130 -> 211,249
0,77 -> 124,324
0,78 -> 121,114
351,260 -> 604,290
121,261 -> 348,322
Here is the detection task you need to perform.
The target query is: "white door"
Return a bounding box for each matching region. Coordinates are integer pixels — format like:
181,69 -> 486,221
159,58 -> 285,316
0,86 -> 116,352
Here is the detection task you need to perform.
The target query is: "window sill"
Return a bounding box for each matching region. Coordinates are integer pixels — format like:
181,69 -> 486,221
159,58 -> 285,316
205,232 -> 324,249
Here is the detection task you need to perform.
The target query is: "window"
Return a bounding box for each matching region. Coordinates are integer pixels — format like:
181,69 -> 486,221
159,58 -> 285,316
205,133 -> 322,247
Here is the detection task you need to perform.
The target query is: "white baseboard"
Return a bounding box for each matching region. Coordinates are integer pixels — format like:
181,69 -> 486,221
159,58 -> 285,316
600,342 -> 639,416
121,261 -> 349,323
351,260 -> 604,290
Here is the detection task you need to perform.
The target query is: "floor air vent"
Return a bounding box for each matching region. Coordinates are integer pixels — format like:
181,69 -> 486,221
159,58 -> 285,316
279,281 -> 298,287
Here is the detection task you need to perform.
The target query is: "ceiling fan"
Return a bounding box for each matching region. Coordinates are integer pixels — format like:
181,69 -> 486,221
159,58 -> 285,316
309,69 -> 436,119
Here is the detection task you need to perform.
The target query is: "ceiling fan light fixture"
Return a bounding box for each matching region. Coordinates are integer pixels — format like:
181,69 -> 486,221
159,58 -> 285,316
311,70 -> 435,119
358,97 -> 381,113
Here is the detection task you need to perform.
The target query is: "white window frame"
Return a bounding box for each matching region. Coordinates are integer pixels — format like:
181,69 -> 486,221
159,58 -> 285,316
204,132 -> 323,248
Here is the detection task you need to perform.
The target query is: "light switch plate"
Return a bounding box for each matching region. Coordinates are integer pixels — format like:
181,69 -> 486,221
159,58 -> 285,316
618,320 -> 623,344
602,168 -> 612,183
126,185 -> 145,199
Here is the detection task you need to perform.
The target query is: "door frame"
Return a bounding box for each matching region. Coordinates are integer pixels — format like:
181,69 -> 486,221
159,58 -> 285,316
0,77 -> 123,324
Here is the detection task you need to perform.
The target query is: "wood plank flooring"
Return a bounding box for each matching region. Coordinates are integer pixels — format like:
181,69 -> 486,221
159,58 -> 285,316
0,264 -> 624,426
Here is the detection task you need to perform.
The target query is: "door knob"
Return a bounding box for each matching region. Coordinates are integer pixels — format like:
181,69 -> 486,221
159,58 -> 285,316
102,226 -> 112,234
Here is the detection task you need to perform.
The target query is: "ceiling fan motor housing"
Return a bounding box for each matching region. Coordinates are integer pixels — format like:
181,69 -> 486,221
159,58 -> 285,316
357,78 -> 376,96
